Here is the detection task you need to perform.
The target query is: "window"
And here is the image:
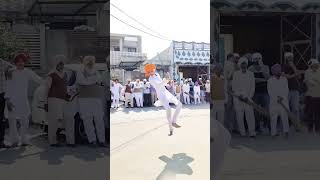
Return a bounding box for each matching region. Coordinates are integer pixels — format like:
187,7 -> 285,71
113,46 -> 120,51
128,48 -> 137,52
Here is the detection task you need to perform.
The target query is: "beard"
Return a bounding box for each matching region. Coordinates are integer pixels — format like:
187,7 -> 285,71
84,67 -> 96,75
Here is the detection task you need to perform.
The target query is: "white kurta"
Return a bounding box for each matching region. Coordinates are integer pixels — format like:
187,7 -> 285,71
232,70 -> 256,136
194,85 -> 201,104
148,73 -> 179,110
267,76 -> 289,136
6,68 -> 43,118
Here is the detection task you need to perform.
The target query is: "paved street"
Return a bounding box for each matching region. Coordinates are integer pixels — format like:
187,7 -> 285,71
221,132 -> 320,180
0,127 -> 108,180
110,104 -> 210,180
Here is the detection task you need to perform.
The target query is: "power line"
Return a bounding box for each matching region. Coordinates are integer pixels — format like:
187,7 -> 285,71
110,3 -> 170,40
110,13 -> 171,41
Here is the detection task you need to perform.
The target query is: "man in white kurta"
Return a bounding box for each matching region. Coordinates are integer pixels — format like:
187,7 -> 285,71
182,81 -> 190,105
194,82 -> 201,104
133,79 -> 144,107
146,64 -> 182,136
232,57 -> 256,137
5,53 -> 43,146
76,56 -> 105,147
111,79 -> 122,109
268,64 -> 290,137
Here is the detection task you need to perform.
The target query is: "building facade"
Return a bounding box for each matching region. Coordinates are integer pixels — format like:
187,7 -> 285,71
148,41 -> 210,82
110,33 -> 147,82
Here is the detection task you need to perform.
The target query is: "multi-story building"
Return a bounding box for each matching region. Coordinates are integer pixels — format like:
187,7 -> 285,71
147,41 -> 210,82
110,33 -> 147,82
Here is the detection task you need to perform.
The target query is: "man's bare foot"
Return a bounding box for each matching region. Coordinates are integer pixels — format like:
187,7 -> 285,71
172,123 -> 181,128
168,130 -> 173,136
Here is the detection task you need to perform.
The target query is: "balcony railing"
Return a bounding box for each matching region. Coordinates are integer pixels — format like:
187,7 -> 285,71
110,51 -> 147,66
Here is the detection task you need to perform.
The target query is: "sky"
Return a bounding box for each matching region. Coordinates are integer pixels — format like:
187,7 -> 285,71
110,0 -> 210,59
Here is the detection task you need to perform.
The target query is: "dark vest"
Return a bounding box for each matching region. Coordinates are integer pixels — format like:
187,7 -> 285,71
48,73 -> 68,101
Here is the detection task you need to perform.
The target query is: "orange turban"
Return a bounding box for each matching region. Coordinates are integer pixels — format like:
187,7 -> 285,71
144,64 -> 156,77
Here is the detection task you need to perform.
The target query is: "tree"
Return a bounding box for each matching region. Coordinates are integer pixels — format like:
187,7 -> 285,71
0,18 -> 24,61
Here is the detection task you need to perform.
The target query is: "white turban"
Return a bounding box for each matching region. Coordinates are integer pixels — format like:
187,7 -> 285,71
308,59 -> 319,66
284,52 -> 294,58
252,52 -> 262,60
52,55 -> 67,67
238,57 -> 248,66
82,55 -> 96,66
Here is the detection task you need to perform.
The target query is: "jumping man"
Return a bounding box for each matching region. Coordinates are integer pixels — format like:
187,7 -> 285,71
145,64 -> 182,136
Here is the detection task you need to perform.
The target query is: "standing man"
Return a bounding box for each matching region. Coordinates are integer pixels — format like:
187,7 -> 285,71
133,79 -> 144,108
145,64 -> 182,136
143,79 -> 151,107
111,79 -> 122,109
0,58 -> 13,148
268,64 -> 290,138
232,57 -> 256,137
174,81 -> 182,102
182,80 -> 191,105
124,79 -> 134,108
76,56 -> 105,147
304,59 -> 320,133
45,55 -> 75,147
212,64 -> 227,125
198,78 -> 205,103
248,52 -> 270,134
194,82 -> 201,104
188,78 -> 194,104
205,80 -> 211,103
283,52 -> 304,128
6,53 -> 43,146
224,53 -> 237,132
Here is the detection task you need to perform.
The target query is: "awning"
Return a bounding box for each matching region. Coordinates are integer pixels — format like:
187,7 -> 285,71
116,61 -> 144,71
211,0 -> 320,13
28,0 -> 109,16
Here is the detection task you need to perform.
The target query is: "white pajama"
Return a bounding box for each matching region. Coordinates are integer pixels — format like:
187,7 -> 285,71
48,98 -> 75,145
125,93 -> 134,107
234,100 -> 256,136
134,93 -> 143,107
79,98 -> 105,143
183,84 -> 190,104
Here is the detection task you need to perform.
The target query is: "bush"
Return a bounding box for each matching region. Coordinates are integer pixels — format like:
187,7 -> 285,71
0,18 -> 24,61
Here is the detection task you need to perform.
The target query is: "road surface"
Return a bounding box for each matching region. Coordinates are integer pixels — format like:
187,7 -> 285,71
110,104 -> 210,180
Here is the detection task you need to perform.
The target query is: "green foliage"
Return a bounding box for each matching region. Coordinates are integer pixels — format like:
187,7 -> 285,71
0,18 -> 24,61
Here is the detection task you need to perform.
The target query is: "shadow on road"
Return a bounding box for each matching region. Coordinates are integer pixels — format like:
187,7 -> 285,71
156,153 -> 194,180
0,136 -> 107,165
229,133 -> 320,153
